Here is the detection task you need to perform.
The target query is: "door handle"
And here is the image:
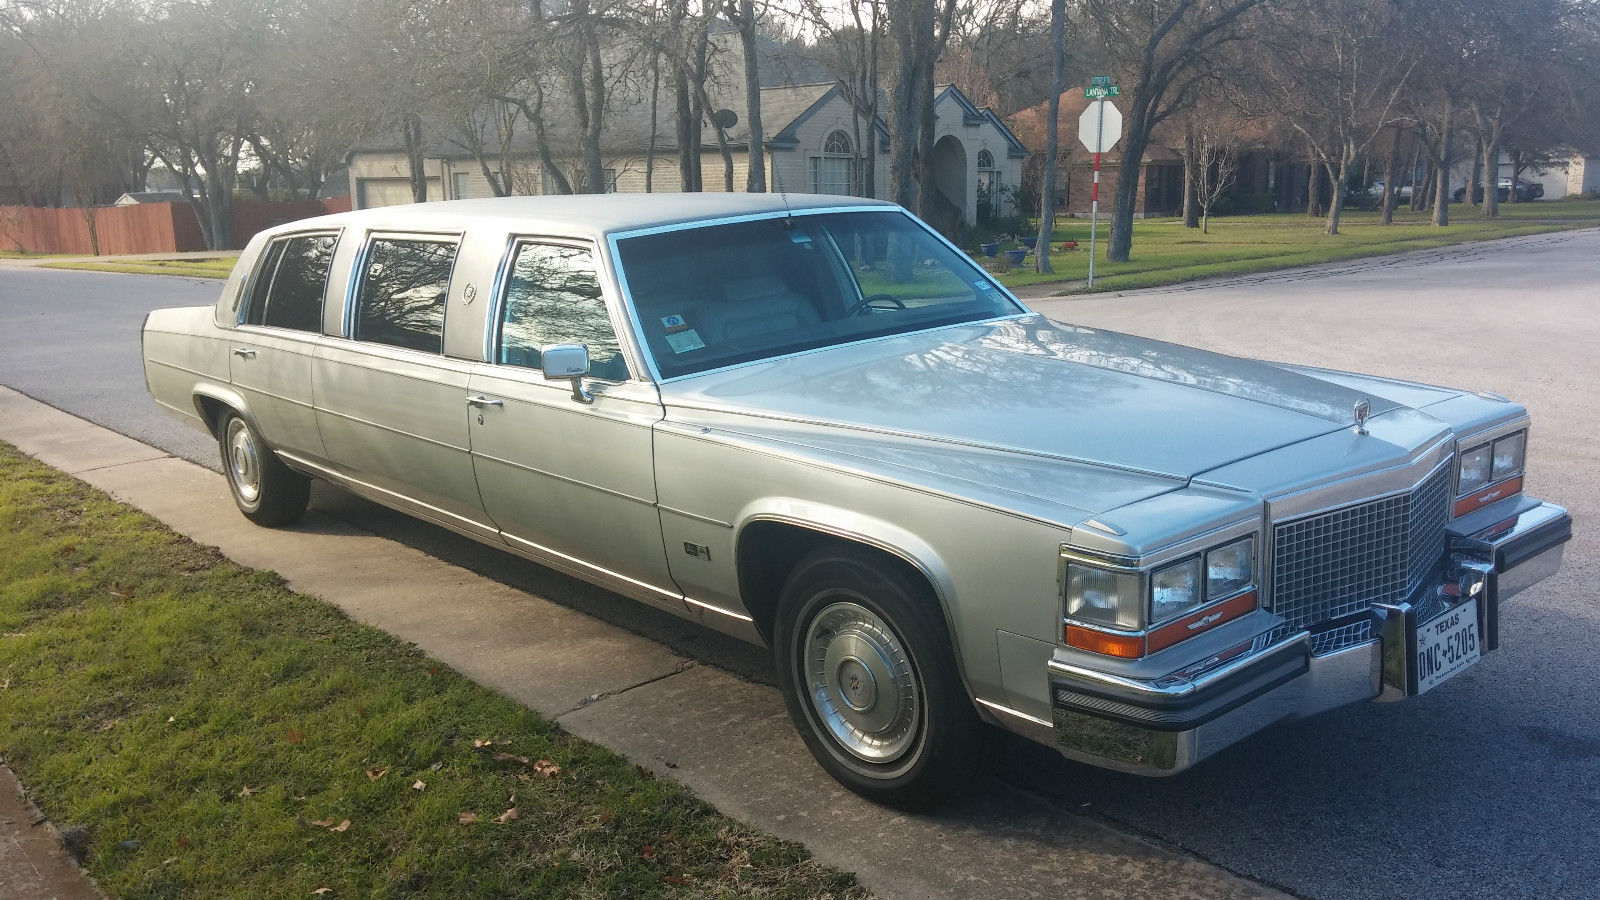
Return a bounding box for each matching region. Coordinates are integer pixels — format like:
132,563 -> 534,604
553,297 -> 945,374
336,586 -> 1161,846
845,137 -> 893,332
231,348 -> 257,359
466,395 -> 504,407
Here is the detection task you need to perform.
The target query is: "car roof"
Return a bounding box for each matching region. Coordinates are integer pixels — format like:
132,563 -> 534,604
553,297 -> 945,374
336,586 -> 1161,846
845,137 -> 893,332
272,193 -> 901,242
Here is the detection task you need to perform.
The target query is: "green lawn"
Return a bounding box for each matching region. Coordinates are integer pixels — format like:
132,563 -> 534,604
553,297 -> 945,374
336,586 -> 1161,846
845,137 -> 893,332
39,256 -> 239,279
0,443 -> 869,900
984,200 -> 1600,293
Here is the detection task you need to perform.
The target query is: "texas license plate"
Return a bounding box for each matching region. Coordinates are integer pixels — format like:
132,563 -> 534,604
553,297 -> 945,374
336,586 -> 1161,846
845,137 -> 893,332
1415,599 -> 1480,694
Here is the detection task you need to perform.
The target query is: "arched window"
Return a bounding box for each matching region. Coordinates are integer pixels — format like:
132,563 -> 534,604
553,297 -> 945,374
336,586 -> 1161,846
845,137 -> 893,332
812,129 -> 857,195
976,148 -> 1002,219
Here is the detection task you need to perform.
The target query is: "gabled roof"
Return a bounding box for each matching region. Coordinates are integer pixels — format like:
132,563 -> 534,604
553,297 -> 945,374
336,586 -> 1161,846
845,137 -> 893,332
934,85 -> 1030,158
767,82 -> 889,150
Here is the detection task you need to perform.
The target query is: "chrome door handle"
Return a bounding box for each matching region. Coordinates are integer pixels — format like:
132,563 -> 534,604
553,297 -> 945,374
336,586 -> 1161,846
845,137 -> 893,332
231,348 -> 257,358
466,395 -> 503,407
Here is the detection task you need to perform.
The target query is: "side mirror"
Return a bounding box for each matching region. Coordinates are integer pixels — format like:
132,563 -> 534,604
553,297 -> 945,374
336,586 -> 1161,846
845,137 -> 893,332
541,343 -> 593,403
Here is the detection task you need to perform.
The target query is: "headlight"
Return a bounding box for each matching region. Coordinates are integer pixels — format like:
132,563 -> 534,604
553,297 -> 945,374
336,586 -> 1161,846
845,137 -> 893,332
1205,537 -> 1254,600
1065,564 -> 1140,630
1491,432 -> 1525,481
1458,443 -> 1493,493
1150,556 -> 1203,623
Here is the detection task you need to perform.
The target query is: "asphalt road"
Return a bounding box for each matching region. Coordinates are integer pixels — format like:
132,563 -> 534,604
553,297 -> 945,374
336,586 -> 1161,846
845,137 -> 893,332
2,230 -> 1597,900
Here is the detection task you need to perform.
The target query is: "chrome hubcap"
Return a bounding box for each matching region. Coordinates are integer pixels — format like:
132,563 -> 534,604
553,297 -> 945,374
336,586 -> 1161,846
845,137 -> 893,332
226,419 -> 261,504
803,601 -> 920,764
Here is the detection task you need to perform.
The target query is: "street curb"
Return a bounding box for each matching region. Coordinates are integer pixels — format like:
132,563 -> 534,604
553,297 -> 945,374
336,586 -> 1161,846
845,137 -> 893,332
0,385 -> 1289,900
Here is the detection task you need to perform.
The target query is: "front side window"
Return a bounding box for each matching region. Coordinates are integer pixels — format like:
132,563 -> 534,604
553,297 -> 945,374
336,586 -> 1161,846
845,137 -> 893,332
498,243 -> 627,381
260,234 -> 336,332
354,238 -> 458,353
616,210 -> 1019,379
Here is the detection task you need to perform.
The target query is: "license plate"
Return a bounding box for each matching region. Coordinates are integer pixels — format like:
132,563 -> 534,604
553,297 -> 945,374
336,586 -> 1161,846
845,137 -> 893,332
1415,599 -> 1481,694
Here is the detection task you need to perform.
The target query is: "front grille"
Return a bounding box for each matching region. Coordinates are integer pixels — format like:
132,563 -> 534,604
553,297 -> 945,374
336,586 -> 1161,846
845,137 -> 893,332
1271,463 -> 1452,639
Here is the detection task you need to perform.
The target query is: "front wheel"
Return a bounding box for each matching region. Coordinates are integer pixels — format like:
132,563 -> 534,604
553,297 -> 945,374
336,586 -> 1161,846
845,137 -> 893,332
773,547 -> 990,809
219,412 -> 309,527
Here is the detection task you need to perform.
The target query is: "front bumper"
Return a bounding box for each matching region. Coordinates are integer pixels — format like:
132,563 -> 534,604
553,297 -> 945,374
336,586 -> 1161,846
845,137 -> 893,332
1047,498 -> 1571,775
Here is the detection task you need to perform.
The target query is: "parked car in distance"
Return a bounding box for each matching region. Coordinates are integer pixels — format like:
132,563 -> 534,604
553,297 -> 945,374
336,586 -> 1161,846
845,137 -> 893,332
142,194 -> 1571,808
1453,178 -> 1545,203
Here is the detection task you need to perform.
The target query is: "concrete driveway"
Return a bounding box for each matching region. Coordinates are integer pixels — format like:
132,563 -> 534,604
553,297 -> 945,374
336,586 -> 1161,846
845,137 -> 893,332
1,228 -> 1596,899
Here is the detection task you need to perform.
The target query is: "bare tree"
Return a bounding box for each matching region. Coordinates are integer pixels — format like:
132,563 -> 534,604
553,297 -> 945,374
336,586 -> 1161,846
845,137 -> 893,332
725,0 -> 766,191
1255,0 -> 1415,234
1081,0 -> 1268,261
1033,0 -> 1064,274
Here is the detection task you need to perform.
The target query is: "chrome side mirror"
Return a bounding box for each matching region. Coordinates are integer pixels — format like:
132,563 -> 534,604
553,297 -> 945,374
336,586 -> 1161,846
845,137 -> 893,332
541,343 -> 593,403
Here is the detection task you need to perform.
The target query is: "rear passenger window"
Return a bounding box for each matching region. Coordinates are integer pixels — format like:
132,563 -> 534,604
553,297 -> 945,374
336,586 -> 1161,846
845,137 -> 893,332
242,234 -> 335,333
497,242 -> 628,381
262,235 -> 336,332
355,238 -> 457,354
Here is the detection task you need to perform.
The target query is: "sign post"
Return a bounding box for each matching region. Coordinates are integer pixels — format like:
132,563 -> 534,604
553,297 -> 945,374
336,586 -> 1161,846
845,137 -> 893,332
1078,79 -> 1122,288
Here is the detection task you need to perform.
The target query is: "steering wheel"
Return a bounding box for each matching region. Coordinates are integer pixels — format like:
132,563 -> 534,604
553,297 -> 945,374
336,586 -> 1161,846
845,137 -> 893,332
845,293 -> 907,317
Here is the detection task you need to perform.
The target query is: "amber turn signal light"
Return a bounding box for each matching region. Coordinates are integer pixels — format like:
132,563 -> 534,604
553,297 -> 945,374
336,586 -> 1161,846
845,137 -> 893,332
1064,624 -> 1145,659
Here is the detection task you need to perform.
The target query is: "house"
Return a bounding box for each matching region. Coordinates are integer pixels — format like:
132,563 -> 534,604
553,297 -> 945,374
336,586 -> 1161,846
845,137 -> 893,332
346,30 -> 1025,228
113,191 -> 186,206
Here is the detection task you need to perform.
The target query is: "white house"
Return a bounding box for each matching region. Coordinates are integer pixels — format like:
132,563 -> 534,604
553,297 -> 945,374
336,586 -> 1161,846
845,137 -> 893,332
346,31 -> 1025,230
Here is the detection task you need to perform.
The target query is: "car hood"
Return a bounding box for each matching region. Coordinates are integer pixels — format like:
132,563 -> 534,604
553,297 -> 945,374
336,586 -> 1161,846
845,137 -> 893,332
659,316 -> 1444,479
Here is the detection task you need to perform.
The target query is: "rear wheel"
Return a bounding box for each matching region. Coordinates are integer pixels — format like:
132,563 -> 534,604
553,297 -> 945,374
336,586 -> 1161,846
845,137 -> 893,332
219,412 -> 309,527
773,546 -> 989,809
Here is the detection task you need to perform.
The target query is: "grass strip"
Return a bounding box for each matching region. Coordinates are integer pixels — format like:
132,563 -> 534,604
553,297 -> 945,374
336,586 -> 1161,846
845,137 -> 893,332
987,201 -> 1600,293
38,257 -> 239,279
0,442 -> 868,900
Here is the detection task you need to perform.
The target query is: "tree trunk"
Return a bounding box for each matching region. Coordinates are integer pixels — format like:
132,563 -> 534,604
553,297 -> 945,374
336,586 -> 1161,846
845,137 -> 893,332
646,53 -> 660,192
889,0 -> 934,212
1106,105 -> 1153,262
1431,117 -> 1452,227
675,71 -> 698,191
737,0 -> 765,193
1323,159 -> 1345,235
1306,157 -> 1321,217
1034,0 -> 1064,274
1466,138 -> 1482,206
1379,127 -> 1399,225
402,114 -> 427,203
1182,121 -> 1199,228
1481,135 -> 1500,217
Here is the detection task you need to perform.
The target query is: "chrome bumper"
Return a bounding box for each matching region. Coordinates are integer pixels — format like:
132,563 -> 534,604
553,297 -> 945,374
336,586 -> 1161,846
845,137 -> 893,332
1047,499 -> 1571,776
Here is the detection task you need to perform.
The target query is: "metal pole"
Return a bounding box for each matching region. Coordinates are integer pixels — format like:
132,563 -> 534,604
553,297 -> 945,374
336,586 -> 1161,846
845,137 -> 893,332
1088,99 -> 1104,288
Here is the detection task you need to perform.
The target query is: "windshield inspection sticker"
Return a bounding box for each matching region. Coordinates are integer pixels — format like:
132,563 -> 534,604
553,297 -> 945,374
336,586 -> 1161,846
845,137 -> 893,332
974,280 -> 994,291
660,314 -> 690,332
665,329 -> 706,353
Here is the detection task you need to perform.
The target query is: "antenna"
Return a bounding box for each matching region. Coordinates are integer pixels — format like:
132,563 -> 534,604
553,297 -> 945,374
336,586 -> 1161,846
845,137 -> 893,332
771,147 -> 795,228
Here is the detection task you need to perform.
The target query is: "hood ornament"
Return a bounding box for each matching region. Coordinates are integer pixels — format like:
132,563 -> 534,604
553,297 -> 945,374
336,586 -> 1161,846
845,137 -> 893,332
1353,398 -> 1371,435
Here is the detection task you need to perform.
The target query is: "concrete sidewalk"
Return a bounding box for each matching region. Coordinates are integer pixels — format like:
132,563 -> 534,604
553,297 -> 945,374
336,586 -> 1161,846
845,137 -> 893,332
0,250 -> 236,269
0,763 -> 104,900
0,385 -> 1284,900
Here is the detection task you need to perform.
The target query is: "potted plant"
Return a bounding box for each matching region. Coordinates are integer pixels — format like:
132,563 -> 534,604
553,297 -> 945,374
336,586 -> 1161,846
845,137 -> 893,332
1019,235 -> 1037,250
1004,248 -> 1028,265
979,241 -> 999,257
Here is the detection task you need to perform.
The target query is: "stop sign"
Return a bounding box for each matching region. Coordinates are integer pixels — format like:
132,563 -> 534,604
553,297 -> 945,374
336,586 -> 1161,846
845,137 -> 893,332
1078,100 -> 1123,154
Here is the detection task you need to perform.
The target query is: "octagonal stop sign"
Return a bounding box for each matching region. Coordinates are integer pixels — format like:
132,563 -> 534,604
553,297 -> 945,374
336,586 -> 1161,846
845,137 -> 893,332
1078,100 -> 1123,154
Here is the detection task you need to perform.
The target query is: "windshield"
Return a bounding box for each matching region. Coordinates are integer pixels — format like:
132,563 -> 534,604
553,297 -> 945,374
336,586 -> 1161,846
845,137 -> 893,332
613,210 -> 1020,379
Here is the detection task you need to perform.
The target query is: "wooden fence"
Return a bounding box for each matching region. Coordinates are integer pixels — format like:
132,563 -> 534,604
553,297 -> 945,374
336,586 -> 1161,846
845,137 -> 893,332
0,197 -> 353,255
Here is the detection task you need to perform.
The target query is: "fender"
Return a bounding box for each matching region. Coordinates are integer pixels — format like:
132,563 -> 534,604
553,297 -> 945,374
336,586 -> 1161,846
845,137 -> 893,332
190,382 -> 259,440
733,497 -> 976,697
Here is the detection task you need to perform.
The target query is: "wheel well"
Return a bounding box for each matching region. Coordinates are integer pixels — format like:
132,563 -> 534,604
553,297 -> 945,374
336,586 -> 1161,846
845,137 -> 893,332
736,521 -> 941,646
194,395 -> 229,438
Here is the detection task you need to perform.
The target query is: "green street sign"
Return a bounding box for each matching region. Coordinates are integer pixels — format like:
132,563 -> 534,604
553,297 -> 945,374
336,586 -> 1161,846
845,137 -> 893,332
1085,76 -> 1119,98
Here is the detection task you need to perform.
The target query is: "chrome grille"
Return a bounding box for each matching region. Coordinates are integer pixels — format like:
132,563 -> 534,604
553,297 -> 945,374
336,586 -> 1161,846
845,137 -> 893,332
1309,620 -> 1375,656
1271,462 -> 1452,635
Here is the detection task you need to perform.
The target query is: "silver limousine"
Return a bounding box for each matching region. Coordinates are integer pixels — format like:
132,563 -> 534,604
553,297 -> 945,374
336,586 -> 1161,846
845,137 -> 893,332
143,194 -> 1570,808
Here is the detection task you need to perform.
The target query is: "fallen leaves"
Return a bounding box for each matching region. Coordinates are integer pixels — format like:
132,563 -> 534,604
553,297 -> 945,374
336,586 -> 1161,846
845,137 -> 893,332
310,819 -> 350,832
283,728 -> 304,746
311,886 -> 333,895
238,785 -> 260,797
493,752 -> 530,765
457,811 -> 479,825
109,588 -> 132,599
493,807 -> 518,824
411,780 -> 426,792
533,759 -> 561,778
365,767 -> 389,781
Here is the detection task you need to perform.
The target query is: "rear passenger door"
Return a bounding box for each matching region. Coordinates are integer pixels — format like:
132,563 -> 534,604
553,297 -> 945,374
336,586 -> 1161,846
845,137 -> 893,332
465,239 -> 680,609
229,231 -> 337,460
313,233 -> 495,540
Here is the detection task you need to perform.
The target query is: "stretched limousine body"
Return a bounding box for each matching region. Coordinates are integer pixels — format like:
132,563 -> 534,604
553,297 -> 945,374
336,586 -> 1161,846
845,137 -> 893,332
143,194 -> 1570,808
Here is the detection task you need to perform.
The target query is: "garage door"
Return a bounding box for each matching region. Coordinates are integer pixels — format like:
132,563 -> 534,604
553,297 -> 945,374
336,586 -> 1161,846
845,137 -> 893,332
356,177 -> 440,208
